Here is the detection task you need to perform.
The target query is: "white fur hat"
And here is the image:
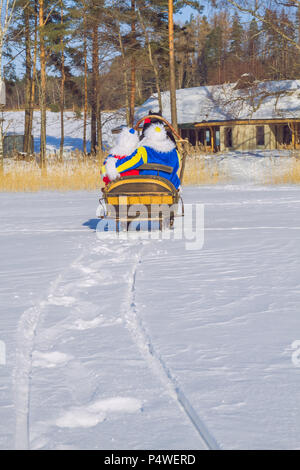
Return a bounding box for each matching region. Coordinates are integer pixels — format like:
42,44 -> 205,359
141,123 -> 175,153
110,127 -> 139,156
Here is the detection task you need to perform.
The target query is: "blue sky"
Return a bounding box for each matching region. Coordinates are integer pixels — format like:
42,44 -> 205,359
174,3 -> 213,23
174,2 -> 253,26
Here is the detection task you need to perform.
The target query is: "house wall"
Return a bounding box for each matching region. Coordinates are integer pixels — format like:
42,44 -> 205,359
220,124 -> 276,152
272,123 -> 300,149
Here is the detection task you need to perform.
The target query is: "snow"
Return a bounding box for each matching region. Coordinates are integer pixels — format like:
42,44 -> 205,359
209,150 -> 300,184
1,186 -> 300,449
135,80 -> 300,124
3,110 -> 126,154
56,397 -> 142,429
4,80 -> 300,157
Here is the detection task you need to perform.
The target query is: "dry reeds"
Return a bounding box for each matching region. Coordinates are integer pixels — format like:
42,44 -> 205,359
1,151 -> 300,192
0,157 -> 103,192
182,155 -> 225,185
266,156 -> 300,184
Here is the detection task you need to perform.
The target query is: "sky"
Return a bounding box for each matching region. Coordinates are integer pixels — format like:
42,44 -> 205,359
174,2 -> 253,25
174,3 -> 214,23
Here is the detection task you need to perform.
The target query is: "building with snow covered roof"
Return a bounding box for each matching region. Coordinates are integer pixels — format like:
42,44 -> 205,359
134,78 -> 300,153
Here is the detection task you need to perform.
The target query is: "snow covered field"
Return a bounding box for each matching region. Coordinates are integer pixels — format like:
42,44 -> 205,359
0,186 -> 300,450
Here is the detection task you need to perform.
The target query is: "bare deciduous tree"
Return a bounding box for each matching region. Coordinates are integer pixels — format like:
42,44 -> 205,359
169,0 -> 178,131
223,0 -> 300,51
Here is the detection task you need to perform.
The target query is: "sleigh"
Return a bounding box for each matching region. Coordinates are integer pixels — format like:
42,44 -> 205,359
99,116 -> 187,231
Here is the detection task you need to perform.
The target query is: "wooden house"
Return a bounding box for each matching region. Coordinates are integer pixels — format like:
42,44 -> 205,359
134,79 -> 300,153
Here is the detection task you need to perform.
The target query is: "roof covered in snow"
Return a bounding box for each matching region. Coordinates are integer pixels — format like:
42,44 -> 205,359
135,80 -> 300,125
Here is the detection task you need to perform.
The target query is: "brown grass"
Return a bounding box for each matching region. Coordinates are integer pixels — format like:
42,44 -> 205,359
266,157 -> 300,184
182,155 -> 226,185
0,158 -> 103,192
1,151 -> 300,192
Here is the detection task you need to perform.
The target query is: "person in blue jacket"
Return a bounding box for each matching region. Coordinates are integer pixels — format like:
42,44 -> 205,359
105,122 -> 181,189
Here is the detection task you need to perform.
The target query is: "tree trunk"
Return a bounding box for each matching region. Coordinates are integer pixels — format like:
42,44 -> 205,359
28,0 -> 38,155
129,57 -> 136,127
39,0 -> 46,170
96,56 -> 102,155
97,98 -> 102,155
24,5 -> 32,154
91,21 -> 98,153
168,0 -> 178,131
83,17 -> 88,155
129,0 -> 136,127
118,27 -> 130,126
60,2 -> 65,161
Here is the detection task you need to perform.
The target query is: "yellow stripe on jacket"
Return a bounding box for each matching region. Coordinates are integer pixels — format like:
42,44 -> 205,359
116,147 -> 148,174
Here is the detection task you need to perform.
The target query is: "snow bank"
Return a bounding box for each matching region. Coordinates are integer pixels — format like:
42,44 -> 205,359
206,150 -> 299,184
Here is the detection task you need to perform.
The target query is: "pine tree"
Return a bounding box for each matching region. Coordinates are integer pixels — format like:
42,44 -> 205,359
39,0 -> 47,169
24,1 -> 32,155
278,9 -> 296,79
84,0 -> 106,153
6,0 -> 37,154
196,16 -> 211,85
247,18 -> 260,77
201,25 -> 223,84
248,18 -> 260,58
229,12 -> 244,59
68,0 -> 90,152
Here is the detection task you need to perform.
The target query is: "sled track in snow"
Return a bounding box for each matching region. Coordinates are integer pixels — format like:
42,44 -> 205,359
13,249 -> 87,450
123,248 -> 220,451
14,238 -> 219,450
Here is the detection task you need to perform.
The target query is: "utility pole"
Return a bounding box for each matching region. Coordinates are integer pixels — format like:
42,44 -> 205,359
168,0 -> 178,132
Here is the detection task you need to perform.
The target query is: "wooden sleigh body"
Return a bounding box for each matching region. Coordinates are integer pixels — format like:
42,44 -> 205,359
99,116 -> 187,231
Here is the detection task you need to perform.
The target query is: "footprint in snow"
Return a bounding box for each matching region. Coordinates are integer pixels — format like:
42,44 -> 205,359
77,278 -> 98,288
56,397 -> 142,429
47,295 -> 76,307
74,265 -> 96,275
69,317 -> 122,331
32,351 -> 73,368
70,317 -> 104,330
